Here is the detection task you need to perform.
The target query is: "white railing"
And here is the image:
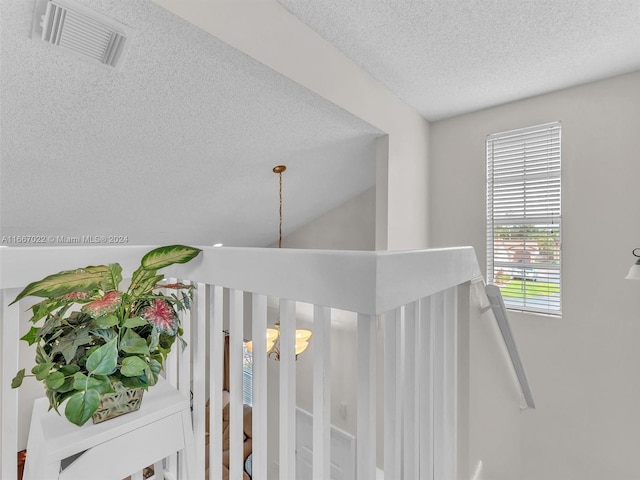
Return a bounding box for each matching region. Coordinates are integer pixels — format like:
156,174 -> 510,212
0,245 -> 481,480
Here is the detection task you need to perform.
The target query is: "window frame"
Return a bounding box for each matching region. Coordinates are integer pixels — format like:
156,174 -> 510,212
486,121 -> 562,316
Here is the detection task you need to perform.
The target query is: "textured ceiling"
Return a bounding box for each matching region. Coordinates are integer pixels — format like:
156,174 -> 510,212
277,0 -> 640,120
0,0 -> 381,247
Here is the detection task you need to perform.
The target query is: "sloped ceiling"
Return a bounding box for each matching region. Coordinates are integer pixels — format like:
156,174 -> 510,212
0,0 -> 382,247
277,0 -> 640,120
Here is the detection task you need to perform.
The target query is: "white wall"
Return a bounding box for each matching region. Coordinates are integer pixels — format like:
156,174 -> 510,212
279,187 -> 376,251
430,70 -> 640,479
152,0 -> 431,251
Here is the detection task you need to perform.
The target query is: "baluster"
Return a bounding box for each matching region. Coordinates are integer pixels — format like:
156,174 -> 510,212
356,313 -> 376,480
312,305 -> 331,480
384,307 -> 402,479
442,287 -> 457,480
419,295 -> 434,480
229,289 -> 244,480
192,283 -> 208,477
251,294 -> 268,480
209,285 -> 224,480
279,298 -> 296,479
432,290 -> 446,480
176,279 -> 192,479
403,301 -> 419,479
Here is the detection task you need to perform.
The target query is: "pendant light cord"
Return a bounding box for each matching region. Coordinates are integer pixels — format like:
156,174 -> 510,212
273,165 -> 287,248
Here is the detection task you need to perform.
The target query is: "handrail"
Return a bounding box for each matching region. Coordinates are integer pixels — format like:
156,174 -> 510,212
485,284 -> 536,409
0,246 -> 481,315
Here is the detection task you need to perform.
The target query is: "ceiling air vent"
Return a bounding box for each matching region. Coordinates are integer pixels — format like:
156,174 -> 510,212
32,0 -> 134,69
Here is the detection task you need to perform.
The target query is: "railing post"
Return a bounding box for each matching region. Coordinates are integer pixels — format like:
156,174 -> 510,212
312,305 -> 331,480
208,285 -> 224,480
356,313 -> 377,480
279,298 -> 296,479
419,295 -> 434,480
192,283 -> 208,477
403,301 -> 420,479
384,307 -> 402,478
229,289 -> 244,480
251,293 -> 268,480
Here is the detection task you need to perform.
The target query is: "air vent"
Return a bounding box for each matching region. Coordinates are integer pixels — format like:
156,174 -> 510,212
32,0 -> 134,69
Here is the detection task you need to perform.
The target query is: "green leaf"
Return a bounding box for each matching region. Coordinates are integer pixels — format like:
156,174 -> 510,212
120,356 -> 149,377
65,389 -> 100,426
31,362 -> 55,381
101,263 -> 123,292
148,327 -> 160,352
51,328 -> 92,363
94,314 -> 119,328
86,338 -> 118,375
45,371 -> 65,390
10,265 -> 110,305
35,344 -> 51,364
55,376 -> 77,394
11,369 -> 25,388
147,358 -> 163,386
72,372 -> 113,394
128,271 -> 163,297
38,313 -> 64,338
59,364 -> 81,376
90,328 -> 117,343
120,329 -> 150,355
20,327 -> 41,345
120,375 -> 149,389
30,299 -> 65,323
123,316 -> 148,328
140,245 -> 201,271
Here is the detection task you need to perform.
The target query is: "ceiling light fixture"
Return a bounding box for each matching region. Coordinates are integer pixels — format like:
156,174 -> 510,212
245,164 -> 312,360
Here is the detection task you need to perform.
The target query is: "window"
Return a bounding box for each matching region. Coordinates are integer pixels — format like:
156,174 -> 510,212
487,122 -> 561,315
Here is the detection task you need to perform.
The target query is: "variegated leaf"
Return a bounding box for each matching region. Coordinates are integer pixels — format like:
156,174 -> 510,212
140,245 -> 201,271
10,265 -> 110,305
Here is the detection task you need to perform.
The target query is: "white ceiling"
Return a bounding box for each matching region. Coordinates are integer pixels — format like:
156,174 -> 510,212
0,0 -> 381,247
277,0 -> 640,120
3,0 -> 640,248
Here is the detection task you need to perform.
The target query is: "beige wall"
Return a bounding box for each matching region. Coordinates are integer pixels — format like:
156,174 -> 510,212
430,70 -> 640,479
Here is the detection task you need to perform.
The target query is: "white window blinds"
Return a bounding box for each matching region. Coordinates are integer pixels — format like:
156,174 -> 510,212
487,122 -> 561,315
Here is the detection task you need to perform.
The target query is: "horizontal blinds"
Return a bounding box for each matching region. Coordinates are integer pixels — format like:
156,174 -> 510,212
487,122 -> 561,315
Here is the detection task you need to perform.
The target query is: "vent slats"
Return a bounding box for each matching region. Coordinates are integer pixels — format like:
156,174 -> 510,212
38,0 -> 133,68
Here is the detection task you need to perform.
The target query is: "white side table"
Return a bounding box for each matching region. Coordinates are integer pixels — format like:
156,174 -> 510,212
23,378 -> 196,480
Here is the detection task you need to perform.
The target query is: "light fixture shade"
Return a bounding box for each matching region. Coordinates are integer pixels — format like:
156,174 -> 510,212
626,264 -> 640,280
295,329 -> 312,342
295,340 -> 310,356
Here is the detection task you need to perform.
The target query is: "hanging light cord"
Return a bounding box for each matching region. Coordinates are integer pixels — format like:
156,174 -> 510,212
273,165 -> 287,248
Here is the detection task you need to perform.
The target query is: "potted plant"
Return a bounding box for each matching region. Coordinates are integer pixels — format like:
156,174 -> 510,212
10,245 -> 202,426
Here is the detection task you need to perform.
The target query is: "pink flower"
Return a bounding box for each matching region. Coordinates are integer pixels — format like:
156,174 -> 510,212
142,299 -> 177,333
81,291 -> 122,318
61,291 -> 91,301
